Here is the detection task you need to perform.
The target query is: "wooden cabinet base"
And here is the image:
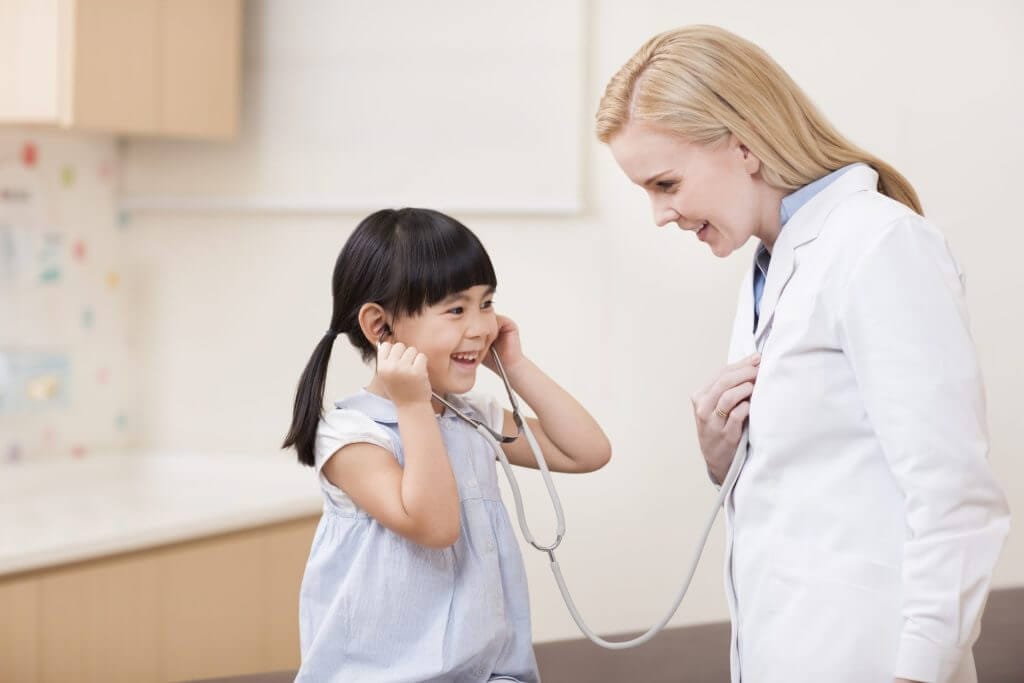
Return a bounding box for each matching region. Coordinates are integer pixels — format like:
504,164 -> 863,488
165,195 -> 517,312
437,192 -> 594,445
0,516 -> 318,683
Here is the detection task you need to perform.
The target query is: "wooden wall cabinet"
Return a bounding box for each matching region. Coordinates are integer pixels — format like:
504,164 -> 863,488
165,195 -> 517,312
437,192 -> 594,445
0,0 -> 241,139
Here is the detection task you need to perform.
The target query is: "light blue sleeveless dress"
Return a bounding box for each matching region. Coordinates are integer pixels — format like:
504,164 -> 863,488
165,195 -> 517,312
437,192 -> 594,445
297,389 -> 540,682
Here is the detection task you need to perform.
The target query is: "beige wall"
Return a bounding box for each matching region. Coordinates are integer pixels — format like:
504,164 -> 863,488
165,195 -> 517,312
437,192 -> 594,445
120,0 -> 1023,642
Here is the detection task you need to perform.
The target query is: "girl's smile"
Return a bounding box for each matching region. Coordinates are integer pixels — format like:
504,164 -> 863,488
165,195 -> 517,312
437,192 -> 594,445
450,350 -> 483,372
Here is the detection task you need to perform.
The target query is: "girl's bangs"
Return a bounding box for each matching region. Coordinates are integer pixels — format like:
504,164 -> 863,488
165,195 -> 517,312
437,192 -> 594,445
390,212 -> 497,315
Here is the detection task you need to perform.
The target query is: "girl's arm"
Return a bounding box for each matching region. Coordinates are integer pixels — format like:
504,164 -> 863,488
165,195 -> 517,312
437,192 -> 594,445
487,316 -> 611,473
322,343 -> 461,548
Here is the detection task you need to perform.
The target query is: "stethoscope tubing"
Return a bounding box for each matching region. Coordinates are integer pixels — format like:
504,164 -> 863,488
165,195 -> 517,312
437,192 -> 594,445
376,332 -> 745,648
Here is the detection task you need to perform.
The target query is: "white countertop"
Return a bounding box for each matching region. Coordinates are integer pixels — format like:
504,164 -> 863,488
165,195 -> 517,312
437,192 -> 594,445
0,451 -> 322,576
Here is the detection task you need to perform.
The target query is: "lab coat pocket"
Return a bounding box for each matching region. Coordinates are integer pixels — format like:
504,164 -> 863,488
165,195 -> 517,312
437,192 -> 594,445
762,540 -> 900,606
808,550 -> 902,675
816,548 -> 900,594
752,544 -> 901,679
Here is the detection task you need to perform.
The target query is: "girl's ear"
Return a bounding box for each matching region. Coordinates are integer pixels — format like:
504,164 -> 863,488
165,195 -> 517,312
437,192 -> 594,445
357,303 -> 391,346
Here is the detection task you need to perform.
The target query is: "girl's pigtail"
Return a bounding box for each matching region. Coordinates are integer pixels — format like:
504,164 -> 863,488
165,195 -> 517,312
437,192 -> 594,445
283,330 -> 339,466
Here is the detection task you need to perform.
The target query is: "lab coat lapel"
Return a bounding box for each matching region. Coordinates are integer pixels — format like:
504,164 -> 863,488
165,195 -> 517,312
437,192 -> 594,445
730,266 -> 757,361
752,164 -> 879,349
752,232 -> 802,349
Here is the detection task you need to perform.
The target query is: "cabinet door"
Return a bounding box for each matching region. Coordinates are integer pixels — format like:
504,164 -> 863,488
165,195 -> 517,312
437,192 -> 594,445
158,0 -> 241,138
0,575 -> 39,682
71,0 -> 160,133
72,0 -> 240,137
265,518 -> 318,668
37,554 -> 162,683
0,0 -> 61,123
159,531 -> 269,681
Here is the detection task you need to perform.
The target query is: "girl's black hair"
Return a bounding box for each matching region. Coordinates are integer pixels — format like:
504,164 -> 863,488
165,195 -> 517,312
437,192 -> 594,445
283,208 -> 498,466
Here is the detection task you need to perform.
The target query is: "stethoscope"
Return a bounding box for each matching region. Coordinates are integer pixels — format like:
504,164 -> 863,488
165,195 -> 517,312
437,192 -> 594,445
377,328 -> 749,649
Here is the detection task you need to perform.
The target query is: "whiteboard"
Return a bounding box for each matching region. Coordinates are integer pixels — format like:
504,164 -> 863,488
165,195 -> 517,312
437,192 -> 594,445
119,0 -> 585,215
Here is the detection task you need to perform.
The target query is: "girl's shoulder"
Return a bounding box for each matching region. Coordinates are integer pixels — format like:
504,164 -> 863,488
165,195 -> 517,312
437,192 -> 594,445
315,391 -> 397,471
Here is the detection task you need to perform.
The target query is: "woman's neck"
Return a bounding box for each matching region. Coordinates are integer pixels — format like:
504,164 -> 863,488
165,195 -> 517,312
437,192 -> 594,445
754,185 -> 787,252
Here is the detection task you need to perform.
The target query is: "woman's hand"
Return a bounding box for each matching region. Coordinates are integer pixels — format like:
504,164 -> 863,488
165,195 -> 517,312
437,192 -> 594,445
376,342 -> 431,406
484,314 -> 526,374
691,353 -> 760,484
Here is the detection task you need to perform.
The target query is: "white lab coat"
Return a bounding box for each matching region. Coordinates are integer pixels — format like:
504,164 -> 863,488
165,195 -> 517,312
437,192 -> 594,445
722,164 -> 1009,683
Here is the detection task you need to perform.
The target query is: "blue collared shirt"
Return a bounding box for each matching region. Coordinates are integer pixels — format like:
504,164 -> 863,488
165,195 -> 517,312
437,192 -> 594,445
753,165 -> 858,327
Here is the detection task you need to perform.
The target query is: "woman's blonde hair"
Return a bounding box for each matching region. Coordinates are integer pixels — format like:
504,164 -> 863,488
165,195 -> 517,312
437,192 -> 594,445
596,25 -> 922,214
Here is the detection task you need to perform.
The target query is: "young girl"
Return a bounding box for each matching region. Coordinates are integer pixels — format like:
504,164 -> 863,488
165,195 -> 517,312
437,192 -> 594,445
283,207 -> 611,682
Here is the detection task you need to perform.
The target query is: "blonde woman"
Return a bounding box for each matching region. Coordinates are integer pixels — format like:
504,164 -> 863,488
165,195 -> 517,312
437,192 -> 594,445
597,25 -> 1009,683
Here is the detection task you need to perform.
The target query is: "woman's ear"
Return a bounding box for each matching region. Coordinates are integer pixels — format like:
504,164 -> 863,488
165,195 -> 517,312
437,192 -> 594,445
732,135 -> 761,176
357,303 -> 391,346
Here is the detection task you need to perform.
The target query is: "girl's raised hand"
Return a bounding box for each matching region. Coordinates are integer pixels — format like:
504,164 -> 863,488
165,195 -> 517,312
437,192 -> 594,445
484,314 -> 526,374
376,342 -> 431,406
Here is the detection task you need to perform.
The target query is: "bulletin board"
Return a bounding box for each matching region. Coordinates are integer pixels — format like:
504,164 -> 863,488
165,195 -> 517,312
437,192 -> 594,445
119,0 -> 585,215
0,134 -> 130,462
